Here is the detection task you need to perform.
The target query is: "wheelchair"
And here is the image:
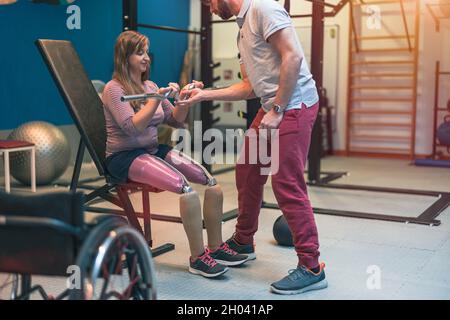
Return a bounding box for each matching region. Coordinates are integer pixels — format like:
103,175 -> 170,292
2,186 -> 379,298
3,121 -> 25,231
0,191 -> 157,300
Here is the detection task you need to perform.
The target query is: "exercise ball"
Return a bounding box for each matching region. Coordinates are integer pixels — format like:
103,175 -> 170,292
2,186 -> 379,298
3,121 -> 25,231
437,119 -> 450,146
7,121 -> 71,185
273,215 -> 293,247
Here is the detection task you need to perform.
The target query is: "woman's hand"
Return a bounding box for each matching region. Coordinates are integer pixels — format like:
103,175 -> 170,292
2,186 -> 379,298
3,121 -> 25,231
157,86 -> 173,97
157,83 -> 180,100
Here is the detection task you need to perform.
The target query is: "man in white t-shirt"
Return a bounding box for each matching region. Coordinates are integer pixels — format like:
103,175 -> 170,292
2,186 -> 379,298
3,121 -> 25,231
177,0 -> 327,295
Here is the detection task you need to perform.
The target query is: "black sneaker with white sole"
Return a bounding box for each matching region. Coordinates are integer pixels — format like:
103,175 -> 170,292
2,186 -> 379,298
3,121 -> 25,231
225,235 -> 256,260
189,251 -> 228,278
208,242 -> 248,266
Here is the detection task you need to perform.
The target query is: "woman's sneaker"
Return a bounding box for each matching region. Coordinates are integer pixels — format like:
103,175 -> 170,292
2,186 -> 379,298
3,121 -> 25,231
207,242 -> 249,266
189,251 -> 228,278
225,235 -> 256,260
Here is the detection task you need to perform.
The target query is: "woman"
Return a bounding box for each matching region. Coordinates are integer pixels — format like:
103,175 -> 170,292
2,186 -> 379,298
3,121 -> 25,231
102,31 -> 247,278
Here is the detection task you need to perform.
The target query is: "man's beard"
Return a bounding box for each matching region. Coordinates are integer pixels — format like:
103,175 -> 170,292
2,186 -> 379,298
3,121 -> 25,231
218,1 -> 233,20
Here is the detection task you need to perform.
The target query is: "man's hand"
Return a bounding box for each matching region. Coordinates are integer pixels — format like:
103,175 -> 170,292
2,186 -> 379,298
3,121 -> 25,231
176,87 -> 205,108
259,109 -> 284,130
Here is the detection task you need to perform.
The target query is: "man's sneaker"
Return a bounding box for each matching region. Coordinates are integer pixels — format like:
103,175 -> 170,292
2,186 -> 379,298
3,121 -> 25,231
189,251 -> 228,278
225,235 -> 256,260
270,263 -> 328,295
207,242 -> 249,266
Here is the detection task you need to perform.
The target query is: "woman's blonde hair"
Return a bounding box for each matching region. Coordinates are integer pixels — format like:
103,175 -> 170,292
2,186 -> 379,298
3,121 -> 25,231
113,30 -> 150,110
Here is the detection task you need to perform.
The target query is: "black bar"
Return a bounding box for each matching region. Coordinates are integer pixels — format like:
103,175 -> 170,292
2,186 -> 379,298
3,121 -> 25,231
311,183 -> 444,197
210,62 -> 221,69
20,275 -> 32,301
211,19 -> 236,24
123,0 -> 137,31
312,208 -> 440,226
211,166 -> 236,175
72,184 -> 100,190
221,208 -> 239,222
84,184 -> 116,203
246,98 -> 260,129
137,23 -> 201,35
201,5 -> 214,173
308,0 -> 325,183
417,193 -> 450,222
152,243 -> 175,258
261,201 -> 442,226
262,201 -> 280,210
86,205 -> 239,227
317,171 -> 347,184
211,103 -> 221,111
259,182 -> 449,226
290,14 -> 314,18
70,139 -> 85,192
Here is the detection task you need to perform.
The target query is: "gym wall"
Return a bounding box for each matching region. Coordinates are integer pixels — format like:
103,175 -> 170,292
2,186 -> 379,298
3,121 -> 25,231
0,0 -> 121,131
0,0 -> 190,131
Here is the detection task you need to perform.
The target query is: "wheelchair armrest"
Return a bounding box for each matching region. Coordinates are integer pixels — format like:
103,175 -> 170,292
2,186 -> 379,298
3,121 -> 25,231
0,214 -> 83,239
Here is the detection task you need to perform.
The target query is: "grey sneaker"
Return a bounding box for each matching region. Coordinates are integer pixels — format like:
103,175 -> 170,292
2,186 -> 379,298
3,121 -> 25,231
225,235 -> 256,260
270,263 -> 328,295
208,242 -> 249,266
189,251 -> 228,278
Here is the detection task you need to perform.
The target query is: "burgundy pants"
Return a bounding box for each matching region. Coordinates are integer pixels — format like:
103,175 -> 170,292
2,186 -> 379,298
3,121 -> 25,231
234,102 -> 320,269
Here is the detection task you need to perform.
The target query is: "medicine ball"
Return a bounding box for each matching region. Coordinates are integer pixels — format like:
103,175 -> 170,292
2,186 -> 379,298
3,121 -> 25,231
273,215 -> 293,247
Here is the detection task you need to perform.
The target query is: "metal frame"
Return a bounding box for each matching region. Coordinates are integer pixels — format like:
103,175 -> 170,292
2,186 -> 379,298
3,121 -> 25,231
0,144 -> 36,194
346,0 -> 420,159
267,182 -> 449,226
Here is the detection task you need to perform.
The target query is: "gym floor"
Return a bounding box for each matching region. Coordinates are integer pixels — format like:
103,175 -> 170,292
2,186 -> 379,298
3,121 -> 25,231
1,156 -> 450,300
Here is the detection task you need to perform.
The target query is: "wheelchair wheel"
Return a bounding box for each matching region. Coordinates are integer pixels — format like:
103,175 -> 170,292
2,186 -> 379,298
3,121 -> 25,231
0,274 -> 31,300
69,217 -> 157,300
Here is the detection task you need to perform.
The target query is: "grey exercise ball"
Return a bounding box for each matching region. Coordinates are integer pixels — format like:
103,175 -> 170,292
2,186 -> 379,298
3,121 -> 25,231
7,121 -> 71,185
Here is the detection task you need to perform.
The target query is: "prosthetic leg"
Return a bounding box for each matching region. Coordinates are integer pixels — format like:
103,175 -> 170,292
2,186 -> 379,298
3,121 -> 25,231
165,150 -> 224,251
128,152 -> 225,258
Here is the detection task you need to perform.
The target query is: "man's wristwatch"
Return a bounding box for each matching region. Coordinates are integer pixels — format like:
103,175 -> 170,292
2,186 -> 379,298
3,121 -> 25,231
272,104 -> 284,114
